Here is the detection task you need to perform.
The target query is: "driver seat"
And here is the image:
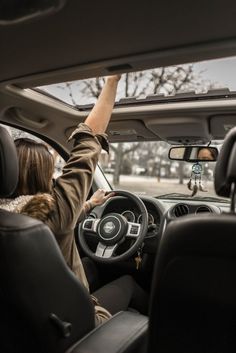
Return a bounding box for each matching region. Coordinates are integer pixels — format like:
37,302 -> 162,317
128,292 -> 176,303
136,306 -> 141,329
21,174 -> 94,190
0,126 -> 95,352
148,127 -> 236,353
0,126 -> 148,353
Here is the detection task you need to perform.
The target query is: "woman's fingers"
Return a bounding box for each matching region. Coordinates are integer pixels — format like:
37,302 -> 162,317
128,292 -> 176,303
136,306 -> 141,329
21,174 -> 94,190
104,191 -> 115,201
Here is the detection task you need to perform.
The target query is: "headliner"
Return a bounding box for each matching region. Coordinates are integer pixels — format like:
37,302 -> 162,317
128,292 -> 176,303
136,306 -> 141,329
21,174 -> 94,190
1,0 -> 236,86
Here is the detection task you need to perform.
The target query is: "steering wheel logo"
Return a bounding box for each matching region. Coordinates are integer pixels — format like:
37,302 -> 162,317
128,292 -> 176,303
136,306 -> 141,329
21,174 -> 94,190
104,221 -> 115,234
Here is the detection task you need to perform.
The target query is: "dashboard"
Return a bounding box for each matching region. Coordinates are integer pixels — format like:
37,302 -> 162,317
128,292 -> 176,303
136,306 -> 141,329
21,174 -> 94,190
87,195 -> 230,254
78,194 -> 230,287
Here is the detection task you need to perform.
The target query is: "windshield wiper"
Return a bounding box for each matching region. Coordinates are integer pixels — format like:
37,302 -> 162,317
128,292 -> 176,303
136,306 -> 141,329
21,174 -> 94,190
156,193 -> 229,203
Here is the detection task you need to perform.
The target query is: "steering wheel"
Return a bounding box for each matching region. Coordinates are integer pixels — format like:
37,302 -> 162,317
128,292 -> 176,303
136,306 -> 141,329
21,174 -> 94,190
79,190 -> 148,263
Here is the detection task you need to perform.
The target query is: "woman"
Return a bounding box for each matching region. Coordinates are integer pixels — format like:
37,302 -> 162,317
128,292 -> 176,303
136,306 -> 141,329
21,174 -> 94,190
0,75 -> 148,324
197,147 -> 217,161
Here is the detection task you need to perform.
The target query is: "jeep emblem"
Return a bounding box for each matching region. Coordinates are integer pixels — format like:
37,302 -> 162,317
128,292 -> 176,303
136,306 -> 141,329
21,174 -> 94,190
104,221 -> 115,234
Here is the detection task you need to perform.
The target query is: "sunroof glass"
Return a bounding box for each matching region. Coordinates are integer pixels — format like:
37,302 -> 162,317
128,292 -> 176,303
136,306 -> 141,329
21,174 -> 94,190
36,56 -> 236,107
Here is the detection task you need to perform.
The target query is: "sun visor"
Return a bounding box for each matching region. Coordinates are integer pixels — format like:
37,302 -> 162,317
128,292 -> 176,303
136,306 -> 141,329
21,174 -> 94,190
65,120 -> 158,143
210,115 -> 236,139
146,117 -> 211,144
106,120 -> 158,142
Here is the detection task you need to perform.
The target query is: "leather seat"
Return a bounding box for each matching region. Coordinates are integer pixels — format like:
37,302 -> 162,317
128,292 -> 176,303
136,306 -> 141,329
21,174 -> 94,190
0,126 -> 148,353
0,126 -> 95,352
148,127 -> 236,353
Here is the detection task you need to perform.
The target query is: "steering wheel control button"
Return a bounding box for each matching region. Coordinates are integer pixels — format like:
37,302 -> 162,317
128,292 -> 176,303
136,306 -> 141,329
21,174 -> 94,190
131,226 -> 138,234
98,213 -> 128,245
82,218 -> 100,232
126,223 -> 141,237
83,219 -> 93,230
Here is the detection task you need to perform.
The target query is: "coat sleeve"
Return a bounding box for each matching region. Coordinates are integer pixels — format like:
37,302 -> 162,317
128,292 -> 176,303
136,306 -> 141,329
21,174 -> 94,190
77,201 -> 91,224
52,123 -> 109,234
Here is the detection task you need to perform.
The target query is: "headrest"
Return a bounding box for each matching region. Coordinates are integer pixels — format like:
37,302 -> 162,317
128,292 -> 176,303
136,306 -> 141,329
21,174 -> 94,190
0,126 -> 18,197
214,127 -> 236,198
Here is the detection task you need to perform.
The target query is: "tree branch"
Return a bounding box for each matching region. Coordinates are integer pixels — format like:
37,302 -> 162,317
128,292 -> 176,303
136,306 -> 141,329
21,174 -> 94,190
65,83 -> 77,106
82,80 -> 99,98
125,73 -> 130,97
123,143 -> 140,155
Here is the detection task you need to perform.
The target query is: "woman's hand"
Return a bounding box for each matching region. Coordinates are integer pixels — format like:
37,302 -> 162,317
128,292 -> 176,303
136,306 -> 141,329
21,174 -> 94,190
89,189 -> 115,207
106,74 -> 122,83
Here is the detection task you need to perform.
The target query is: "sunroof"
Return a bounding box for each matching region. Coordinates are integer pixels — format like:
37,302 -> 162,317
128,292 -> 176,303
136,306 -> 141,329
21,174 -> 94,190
36,56 -> 236,107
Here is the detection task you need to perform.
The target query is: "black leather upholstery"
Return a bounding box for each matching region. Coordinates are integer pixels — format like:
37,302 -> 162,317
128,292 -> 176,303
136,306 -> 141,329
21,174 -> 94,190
66,311 -> 148,353
214,126 -> 236,197
0,125 -> 96,352
0,209 -> 95,353
0,126 -> 18,197
148,214 -> 236,353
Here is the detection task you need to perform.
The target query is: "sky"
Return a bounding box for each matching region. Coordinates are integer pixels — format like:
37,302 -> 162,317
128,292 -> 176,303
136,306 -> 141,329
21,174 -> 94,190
195,55 -> 236,91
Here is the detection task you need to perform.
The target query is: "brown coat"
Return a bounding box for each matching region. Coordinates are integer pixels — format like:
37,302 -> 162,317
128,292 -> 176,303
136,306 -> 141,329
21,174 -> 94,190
45,123 -> 109,289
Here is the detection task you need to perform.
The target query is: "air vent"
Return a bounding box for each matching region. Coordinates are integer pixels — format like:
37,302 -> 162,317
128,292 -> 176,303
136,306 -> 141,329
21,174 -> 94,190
196,206 -> 212,214
173,204 -> 189,217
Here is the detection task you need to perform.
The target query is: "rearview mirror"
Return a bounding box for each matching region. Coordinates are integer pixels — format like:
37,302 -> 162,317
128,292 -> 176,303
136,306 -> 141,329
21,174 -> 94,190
169,146 -> 218,162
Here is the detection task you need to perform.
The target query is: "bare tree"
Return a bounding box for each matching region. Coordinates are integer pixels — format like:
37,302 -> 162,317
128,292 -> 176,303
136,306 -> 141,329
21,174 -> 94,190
110,143 -> 140,185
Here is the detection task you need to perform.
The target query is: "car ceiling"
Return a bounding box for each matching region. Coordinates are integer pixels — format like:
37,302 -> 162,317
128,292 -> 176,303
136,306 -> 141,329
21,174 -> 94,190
1,0 -> 236,150
1,0 -> 236,86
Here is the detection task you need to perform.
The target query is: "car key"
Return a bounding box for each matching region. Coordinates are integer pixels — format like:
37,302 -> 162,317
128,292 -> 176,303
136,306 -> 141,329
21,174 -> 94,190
135,250 -> 142,270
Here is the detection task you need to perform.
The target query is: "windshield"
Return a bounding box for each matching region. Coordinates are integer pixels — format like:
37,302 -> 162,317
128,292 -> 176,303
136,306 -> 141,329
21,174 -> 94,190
99,141 -> 228,203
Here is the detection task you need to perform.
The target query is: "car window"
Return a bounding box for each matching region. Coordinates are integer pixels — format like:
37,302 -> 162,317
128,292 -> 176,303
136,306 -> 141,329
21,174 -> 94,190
5,125 -> 65,178
99,140 -> 227,202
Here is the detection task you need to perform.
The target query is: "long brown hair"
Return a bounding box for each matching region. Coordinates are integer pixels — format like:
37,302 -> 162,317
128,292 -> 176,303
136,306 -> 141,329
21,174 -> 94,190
14,138 -> 55,195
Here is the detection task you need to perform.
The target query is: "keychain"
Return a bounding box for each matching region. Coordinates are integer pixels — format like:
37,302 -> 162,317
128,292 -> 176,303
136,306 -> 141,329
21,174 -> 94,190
134,245 -> 143,270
